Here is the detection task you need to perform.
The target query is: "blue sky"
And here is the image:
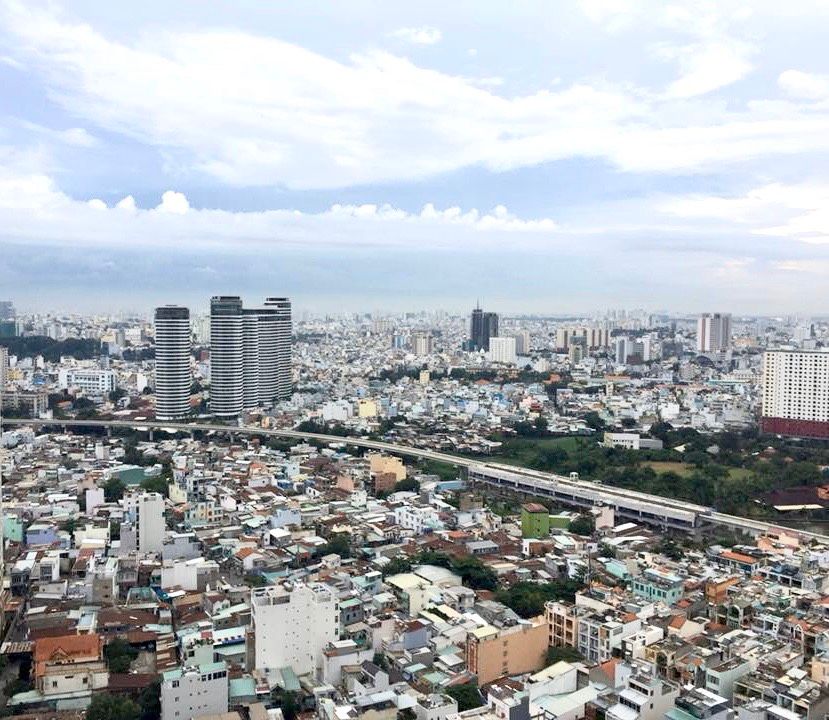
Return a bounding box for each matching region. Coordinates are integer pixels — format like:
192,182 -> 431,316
2,0 -> 829,315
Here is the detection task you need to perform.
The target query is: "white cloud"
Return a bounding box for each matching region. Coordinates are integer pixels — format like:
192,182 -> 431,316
87,198 -> 106,209
778,70 -> 829,100
389,26 -> 442,45
115,195 -> 136,211
156,190 -> 190,214
4,3 -> 829,189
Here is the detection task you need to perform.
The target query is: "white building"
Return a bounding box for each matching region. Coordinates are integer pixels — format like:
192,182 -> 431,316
122,491 -> 165,554
697,313 -> 732,353
761,349 -> 829,437
0,345 -> 7,387
58,368 -> 116,395
154,305 -> 192,420
160,661 -> 229,720
513,330 -> 531,356
251,582 -> 339,676
209,296 -> 244,417
489,336 -> 517,365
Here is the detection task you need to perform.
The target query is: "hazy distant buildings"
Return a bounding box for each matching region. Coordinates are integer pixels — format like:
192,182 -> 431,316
556,326 -> 610,351
154,306 -> 192,420
697,313 -> 732,353
513,330 -> 531,356
469,305 -> 499,351
0,345 -> 7,388
761,349 -> 829,438
209,295 -> 292,417
0,301 -> 14,321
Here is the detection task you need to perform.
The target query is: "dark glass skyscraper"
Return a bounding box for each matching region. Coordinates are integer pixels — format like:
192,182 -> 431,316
469,304 -> 499,351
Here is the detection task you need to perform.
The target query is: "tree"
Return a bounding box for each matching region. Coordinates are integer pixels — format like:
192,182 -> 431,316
546,646 -> 584,665
372,653 -> 389,671
86,694 -> 140,720
446,683 -> 484,712
104,476 -> 126,502
568,515 -> 595,536
598,543 -> 616,558
393,478 -> 420,493
141,474 -> 170,498
495,579 -> 583,619
138,680 -> 161,720
383,556 -> 413,576
321,533 -> 351,559
104,638 -> 138,673
451,555 -> 497,591
109,388 -> 128,403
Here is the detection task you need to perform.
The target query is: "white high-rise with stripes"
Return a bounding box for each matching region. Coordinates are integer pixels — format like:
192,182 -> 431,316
154,306 -> 192,420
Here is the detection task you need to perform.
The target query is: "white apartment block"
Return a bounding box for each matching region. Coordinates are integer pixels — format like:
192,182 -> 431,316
251,582 -> 339,676
489,336 -> 517,365
761,349 -> 829,437
122,491 -> 165,554
160,661 -> 229,720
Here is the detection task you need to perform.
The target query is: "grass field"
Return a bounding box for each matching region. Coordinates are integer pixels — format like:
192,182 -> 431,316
487,435 -> 583,467
643,460 -> 754,481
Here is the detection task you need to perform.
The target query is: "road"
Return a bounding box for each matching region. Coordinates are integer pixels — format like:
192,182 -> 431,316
4,417 -> 828,544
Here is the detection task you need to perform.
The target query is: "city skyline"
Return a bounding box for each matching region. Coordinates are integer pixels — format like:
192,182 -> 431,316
2,2 -> 829,312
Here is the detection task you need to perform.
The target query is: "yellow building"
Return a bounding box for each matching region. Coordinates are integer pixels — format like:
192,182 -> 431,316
465,617 -> 548,685
358,399 -> 378,418
368,454 -> 407,482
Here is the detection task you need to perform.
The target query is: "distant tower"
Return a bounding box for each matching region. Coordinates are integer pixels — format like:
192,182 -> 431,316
469,303 -> 499,352
154,306 -> 191,420
209,296 -> 244,417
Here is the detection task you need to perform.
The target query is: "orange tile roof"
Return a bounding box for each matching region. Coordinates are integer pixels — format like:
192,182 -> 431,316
34,634 -> 101,678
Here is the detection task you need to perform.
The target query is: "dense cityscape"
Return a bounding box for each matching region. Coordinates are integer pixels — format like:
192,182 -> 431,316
1,296 -> 828,720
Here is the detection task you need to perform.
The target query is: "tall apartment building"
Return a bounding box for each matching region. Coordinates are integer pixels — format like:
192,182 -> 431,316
154,306 -> 192,420
160,661 -> 228,720
122,491 -> 165,554
251,582 -> 338,676
513,330 -> 531,356
489,336 -> 517,364
209,296 -> 245,417
761,349 -> 829,438
465,619 -> 548,685
469,305 -> 499,351
0,301 -> 14,321
697,313 -> 732,353
209,296 -> 292,417
412,332 -> 434,356
556,326 -> 610,351
0,345 -> 7,388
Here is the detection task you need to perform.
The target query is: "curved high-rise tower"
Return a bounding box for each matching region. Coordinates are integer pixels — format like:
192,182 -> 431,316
209,296 -> 244,417
154,306 -> 191,420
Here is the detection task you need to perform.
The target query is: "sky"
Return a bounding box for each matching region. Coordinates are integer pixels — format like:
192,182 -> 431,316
2,1 -> 829,315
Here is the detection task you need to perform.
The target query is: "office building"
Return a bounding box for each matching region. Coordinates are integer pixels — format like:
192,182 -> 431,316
469,305 -> 499,351
154,306 -> 192,420
412,332 -> 434,356
210,296 -> 292,417
489,336 -> 517,364
210,296 -> 244,417
160,661 -> 228,720
697,313 -> 732,353
761,349 -> 829,438
615,336 -> 630,364
0,346 -> 7,388
251,582 -> 338,675
57,368 -> 116,396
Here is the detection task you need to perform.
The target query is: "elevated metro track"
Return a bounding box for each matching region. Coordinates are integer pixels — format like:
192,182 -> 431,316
4,417 -> 828,545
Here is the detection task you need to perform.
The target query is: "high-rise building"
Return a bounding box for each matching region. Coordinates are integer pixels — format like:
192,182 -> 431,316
263,297 -> 292,403
412,332 -> 434,356
209,295 -> 292,417
160,662 -> 228,720
697,313 -> 732,353
209,296 -> 244,417
469,304 -> 498,351
615,336 -> 630,364
761,349 -> 829,438
0,346 -> 7,388
489,336 -> 517,364
0,301 -> 14,321
513,331 -> 531,356
154,306 -> 191,420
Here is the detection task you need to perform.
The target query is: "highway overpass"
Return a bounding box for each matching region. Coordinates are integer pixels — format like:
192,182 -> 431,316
4,417 -> 828,544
